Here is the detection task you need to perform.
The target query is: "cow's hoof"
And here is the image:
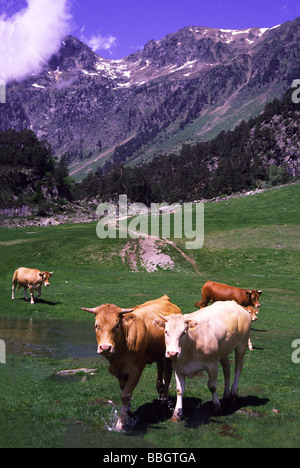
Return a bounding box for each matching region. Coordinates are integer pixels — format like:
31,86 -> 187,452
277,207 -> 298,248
115,421 -> 125,432
213,406 -> 222,415
230,394 -> 237,405
159,397 -> 168,406
171,413 -> 182,422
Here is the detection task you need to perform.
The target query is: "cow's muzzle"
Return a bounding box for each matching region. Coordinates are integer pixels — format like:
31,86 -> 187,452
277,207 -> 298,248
98,344 -> 114,355
166,350 -> 180,360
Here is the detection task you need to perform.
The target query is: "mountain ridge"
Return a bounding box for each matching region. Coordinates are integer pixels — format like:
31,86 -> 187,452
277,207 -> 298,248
0,18 -> 299,180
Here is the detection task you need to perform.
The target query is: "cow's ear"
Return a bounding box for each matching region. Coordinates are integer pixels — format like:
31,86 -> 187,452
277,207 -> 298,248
122,314 -> 135,324
39,272 -> 44,277
246,290 -> 252,296
153,319 -> 165,329
49,272 -> 54,276
186,320 -> 199,332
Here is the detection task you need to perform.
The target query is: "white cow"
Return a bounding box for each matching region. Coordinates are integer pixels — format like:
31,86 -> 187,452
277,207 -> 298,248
154,301 -> 252,420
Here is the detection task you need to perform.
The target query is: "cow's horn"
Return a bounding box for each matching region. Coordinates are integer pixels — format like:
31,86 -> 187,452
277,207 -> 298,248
81,307 -> 97,314
158,314 -> 168,322
120,308 -> 135,314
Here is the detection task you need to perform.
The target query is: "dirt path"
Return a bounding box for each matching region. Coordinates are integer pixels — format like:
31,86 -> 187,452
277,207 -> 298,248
163,238 -> 201,275
110,214 -> 201,274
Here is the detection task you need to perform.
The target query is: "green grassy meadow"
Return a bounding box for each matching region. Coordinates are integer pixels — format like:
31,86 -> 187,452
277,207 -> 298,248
0,184 -> 299,448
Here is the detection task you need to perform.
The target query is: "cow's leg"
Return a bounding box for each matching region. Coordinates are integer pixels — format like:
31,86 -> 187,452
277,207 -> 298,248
28,286 -> 35,305
156,358 -> 172,402
231,345 -> 247,404
220,357 -> 231,400
248,337 -> 253,351
156,359 -> 165,400
37,286 -> 42,298
195,295 -> 210,309
200,296 -> 211,308
207,363 -> 221,413
172,371 -> 185,421
116,367 -> 144,431
162,358 -> 172,402
23,287 -> 29,302
12,281 -> 17,300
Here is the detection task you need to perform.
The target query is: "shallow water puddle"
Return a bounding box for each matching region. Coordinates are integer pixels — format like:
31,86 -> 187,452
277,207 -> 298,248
64,421 -> 155,448
0,317 -> 96,359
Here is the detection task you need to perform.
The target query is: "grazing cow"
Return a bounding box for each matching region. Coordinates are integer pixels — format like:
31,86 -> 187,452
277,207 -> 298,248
244,306 -> 259,351
195,281 -> 262,309
12,267 -> 53,305
82,295 -> 181,431
155,301 -> 251,420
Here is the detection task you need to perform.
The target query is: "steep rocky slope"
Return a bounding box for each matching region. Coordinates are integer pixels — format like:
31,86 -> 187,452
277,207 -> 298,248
0,18 -> 299,180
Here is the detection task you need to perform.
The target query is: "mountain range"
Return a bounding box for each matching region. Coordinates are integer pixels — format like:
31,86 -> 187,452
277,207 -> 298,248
1,17 -> 299,181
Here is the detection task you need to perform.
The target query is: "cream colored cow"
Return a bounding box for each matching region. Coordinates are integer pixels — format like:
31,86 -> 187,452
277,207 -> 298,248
12,267 -> 53,304
155,301 -> 251,420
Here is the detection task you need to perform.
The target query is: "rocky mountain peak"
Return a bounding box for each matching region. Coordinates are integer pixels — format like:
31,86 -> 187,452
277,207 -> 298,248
1,18 -> 299,180
48,35 -> 97,72
127,24 -> 273,70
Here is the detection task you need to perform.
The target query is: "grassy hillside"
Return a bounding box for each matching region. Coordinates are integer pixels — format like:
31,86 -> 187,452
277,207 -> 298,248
0,184 -> 299,448
76,90 -> 299,205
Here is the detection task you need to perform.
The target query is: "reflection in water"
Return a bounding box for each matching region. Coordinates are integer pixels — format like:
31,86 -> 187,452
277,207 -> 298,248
0,317 -> 96,359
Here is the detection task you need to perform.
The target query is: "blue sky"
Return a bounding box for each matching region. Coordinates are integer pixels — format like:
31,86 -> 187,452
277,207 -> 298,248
1,0 -> 300,60
71,0 -> 300,58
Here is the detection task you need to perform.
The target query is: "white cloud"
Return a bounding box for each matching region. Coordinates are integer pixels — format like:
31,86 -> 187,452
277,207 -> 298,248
0,0 -> 71,84
81,31 -> 117,53
279,3 -> 288,12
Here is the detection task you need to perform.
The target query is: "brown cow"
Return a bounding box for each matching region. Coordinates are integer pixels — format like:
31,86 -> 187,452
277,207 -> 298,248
12,267 -> 53,305
195,281 -> 262,310
82,295 -> 181,431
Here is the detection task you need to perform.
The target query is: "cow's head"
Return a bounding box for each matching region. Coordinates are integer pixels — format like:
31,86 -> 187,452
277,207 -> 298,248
247,290 -> 262,308
39,271 -> 53,287
81,304 -> 135,356
244,306 -> 259,322
154,314 -> 198,360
